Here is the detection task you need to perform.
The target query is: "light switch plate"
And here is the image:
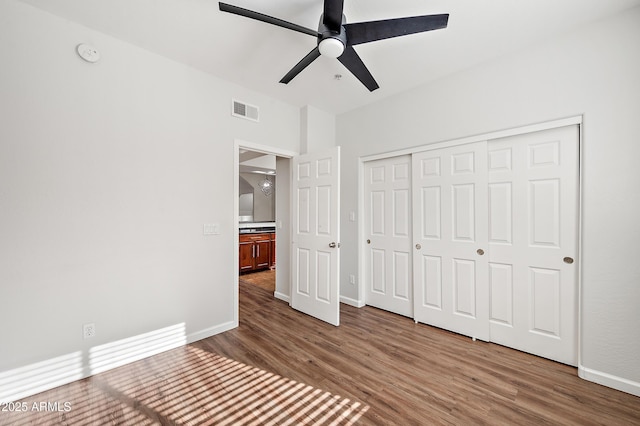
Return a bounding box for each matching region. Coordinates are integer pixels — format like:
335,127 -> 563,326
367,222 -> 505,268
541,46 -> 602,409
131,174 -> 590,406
203,223 -> 220,235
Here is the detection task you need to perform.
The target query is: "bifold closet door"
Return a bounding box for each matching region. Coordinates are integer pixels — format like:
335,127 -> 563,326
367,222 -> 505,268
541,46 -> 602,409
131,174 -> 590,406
412,142 -> 490,341
363,155 -> 413,317
487,126 -> 579,366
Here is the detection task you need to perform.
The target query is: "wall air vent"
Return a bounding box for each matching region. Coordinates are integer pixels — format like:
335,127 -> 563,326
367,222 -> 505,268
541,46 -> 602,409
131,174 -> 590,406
232,99 -> 259,122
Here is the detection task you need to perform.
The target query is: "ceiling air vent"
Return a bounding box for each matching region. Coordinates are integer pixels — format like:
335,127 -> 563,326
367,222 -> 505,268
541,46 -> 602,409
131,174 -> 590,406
232,99 -> 259,122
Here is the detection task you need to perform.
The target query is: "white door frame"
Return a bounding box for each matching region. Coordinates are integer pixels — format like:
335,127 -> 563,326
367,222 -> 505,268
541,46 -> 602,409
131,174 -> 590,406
233,139 -> 298,326
357,116 -> 583,361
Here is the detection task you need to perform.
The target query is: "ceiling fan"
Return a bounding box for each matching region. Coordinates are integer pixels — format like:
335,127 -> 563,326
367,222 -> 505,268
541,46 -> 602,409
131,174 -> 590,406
219,1 -> 449,91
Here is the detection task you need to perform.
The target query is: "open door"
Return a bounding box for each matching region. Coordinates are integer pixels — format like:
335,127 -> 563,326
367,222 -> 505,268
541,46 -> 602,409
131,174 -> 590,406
291,147 -> 341,326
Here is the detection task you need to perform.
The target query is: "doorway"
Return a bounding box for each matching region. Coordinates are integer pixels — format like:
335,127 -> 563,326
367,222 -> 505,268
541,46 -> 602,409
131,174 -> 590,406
234,141 -> 342,327
238,149 -> 277,293
233,141 -> 296,322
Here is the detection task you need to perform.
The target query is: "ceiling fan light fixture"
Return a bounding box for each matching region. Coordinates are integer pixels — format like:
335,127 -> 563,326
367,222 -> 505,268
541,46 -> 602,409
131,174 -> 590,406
318,37 -> 344,58
219,1 -> 449,91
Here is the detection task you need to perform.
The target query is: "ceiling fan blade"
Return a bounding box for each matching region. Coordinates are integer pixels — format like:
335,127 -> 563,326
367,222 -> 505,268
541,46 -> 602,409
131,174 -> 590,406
323,0 -> 345,32
345,14 -> 449,46
280,47 -> 322,84
337,47 -> 379,92
219,2 -> 319,37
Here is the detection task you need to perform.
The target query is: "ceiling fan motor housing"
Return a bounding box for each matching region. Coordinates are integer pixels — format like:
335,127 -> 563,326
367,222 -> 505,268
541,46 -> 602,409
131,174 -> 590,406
318,14 -> 347,58
218,2 -> 449,92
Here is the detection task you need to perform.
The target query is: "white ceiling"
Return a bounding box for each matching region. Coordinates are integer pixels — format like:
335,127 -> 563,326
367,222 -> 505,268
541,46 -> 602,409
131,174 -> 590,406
239,152 -> 276,175
18,0 -> 640,114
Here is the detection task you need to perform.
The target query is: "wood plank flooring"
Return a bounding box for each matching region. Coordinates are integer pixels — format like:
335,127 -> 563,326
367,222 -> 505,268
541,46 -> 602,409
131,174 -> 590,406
2,282 -> 639,425
239,269 -> 275,293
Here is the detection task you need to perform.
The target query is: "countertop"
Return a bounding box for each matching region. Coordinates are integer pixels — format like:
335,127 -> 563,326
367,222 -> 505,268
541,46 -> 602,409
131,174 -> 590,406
239,222 -> 276,234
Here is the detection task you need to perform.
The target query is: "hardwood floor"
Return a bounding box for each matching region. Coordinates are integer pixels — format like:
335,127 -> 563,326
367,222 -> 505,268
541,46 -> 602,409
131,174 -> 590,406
2,282 -> 639,425
239,269 -> 275,293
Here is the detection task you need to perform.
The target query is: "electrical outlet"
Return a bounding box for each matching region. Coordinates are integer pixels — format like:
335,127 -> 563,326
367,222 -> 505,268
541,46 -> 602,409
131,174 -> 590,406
349,274 -> 356,285
83,323 -> 96,339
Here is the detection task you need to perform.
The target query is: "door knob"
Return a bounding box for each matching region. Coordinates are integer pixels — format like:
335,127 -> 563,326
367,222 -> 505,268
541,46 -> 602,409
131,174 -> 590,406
563,257 -> 574,264
415,244 -> 422,250
329,242 -> 340,248
366,239 -> 371,244
477,249 -> 485,256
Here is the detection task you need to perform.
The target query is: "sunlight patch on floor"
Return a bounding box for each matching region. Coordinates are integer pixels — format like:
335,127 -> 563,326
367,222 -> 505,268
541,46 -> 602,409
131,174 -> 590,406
2,336 -> 368,425
92,345 -> 369,425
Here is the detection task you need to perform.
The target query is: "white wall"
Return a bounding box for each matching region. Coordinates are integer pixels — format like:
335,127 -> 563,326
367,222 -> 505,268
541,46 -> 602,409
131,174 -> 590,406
238,172 -> 276,222
300,105 -> 336,154
337,7 -> 640,394
0,0 -> 299,400
275,157 -> 291,301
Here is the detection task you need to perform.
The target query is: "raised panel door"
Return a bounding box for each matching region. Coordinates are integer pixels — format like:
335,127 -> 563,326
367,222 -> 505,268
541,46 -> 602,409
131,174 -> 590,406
291,147 -> 340,326
364,155 -> 413,317
412,142 -> 489,341
255,240 -> 271,269
239,241 -> 255,272
488,125 -> 578,365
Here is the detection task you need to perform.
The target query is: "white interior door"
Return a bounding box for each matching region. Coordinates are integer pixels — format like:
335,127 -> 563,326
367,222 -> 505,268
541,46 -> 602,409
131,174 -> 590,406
412,142 -> 489,341
364,155 -> 413,317
487,126 -> 579,365
291,147 -> 341,326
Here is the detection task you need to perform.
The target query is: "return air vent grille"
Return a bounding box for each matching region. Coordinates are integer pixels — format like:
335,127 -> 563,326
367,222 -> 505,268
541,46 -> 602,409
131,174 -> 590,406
232,100 -> 259,122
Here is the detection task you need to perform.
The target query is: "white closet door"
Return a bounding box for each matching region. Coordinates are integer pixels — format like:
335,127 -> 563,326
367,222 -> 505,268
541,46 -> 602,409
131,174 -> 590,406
412,142 -> 489,341
487,126 -> 579,365
364,155 -> 413,317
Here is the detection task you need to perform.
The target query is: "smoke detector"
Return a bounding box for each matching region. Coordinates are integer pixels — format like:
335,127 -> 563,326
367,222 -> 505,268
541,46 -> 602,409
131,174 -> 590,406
76,44 -> 100,63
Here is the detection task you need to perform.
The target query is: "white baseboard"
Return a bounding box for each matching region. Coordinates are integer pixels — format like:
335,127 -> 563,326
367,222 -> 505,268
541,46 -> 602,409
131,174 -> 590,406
187,321 -> 237,344
274,291 -> 290,303
0,321 -> 238,404
340,296 -> 365,308
579,364 -> 640,397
